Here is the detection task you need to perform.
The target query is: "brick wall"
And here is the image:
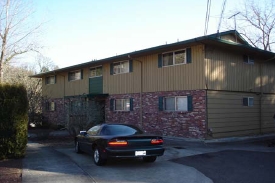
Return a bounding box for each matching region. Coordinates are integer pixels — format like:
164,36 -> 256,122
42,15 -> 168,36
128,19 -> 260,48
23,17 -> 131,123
43,97 -> 105,131
43,98 -> 67,126
105,90 -> 207,139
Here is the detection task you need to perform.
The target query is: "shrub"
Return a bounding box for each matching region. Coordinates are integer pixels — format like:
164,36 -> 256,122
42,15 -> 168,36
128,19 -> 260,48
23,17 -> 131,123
0,84 -> 28,159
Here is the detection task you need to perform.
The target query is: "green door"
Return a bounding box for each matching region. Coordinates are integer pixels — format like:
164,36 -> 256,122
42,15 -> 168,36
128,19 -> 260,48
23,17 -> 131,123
89,77 -> 103,94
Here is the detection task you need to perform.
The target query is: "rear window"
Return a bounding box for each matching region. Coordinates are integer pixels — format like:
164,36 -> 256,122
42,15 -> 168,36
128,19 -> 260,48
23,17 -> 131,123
87,125 -> 101,135
101,125 -> 143,136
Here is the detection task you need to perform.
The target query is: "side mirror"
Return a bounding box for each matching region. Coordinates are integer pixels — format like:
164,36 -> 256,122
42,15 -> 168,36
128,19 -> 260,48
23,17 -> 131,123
80,131 -> 87,136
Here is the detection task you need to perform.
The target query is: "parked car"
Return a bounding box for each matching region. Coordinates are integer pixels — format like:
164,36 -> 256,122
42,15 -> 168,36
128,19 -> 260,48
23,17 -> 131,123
75,123 -> 165,166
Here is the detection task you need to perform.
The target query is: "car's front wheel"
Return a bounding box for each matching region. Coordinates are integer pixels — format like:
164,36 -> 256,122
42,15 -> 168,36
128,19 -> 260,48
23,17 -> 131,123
143,156 -> 157,163
93,147 -> 107,166
75,141 -> 81,153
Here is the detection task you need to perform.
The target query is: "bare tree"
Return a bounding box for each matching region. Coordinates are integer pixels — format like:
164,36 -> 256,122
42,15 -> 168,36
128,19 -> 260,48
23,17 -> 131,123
66,95 -> 105,136
35,54 -> 59,73
0,0 -> 42,83
226,0 -> 275,51
3,63 -> 42,115
3,54 -> 58,125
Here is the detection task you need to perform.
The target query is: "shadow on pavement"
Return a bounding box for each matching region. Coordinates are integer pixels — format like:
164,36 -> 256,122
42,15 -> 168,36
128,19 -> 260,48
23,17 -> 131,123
22,143 -> 95,183
170,150 -> 275,183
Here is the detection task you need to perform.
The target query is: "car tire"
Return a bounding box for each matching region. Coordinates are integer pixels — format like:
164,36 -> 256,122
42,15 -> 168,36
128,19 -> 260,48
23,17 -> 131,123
93,147 -> 107,166
75,141 -> 81,153
143,156 -> 157,163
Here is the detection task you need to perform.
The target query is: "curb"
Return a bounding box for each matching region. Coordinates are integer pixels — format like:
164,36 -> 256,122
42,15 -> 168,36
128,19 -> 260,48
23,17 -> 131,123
164,133 -> 275,145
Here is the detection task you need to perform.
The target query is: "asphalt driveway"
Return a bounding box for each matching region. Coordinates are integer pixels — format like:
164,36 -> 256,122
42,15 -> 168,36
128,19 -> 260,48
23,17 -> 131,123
22,136 -> 275,183
22,143 -> 95,183
171,150 -> 275,183
22,142 -> 212,183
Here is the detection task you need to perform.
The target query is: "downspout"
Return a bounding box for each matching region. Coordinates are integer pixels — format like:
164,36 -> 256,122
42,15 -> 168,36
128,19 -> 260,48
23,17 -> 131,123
59,74 -> 66,125
259,63 -> 263,134
204,45 -> 210,139
128,55 -> 143,128
63,75 -> 65,111
137,60 -> 143,128
140,61 -> 143,128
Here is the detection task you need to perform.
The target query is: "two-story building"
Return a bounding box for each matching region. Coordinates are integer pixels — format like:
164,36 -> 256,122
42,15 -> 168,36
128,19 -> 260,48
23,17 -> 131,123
31,30 -> 275,139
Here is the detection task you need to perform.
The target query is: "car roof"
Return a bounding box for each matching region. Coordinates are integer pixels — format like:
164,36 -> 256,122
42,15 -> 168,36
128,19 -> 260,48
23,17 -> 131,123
101,123 -> 137,127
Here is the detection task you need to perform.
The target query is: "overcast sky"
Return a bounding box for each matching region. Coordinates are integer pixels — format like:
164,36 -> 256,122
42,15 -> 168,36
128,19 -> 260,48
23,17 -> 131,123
29,0 -> 241,68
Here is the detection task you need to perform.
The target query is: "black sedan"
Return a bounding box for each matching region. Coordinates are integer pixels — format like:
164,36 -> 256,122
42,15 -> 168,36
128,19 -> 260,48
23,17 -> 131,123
75,123 -> 165,166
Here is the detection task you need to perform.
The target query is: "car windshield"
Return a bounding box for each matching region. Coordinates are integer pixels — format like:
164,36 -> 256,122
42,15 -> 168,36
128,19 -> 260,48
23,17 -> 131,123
101,125 -> 143,136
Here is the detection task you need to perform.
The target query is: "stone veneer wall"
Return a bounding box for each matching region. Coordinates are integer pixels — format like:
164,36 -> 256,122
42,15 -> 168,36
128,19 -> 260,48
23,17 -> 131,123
105,90 -> 207,139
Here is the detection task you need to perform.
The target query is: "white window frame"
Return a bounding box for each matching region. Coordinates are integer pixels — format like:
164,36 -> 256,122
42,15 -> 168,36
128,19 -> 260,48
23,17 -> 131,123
69,70 -> 81,81
164,96 -> 188,111
90,66 -> 102,78
243,97 -> 254,106
45,75 -> 55,85
115,99 -> 130,111
162,49 -> 186,67
113,61 -> 129,74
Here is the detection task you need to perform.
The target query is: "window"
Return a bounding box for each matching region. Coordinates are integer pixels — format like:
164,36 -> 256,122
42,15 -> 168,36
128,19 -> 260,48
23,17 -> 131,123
68,70 -> 82,81
243,55 -> 254,64
110,98 -> 133,111
87,125 -> 101,135
45,75 -> 56,85
90,66 -> 102,78
163,50 -> 186,66
101,125 -> 143,136
158,48 -> 191,68
159,96 -> 193,111
164,96 -> 188,111
115,99 -> 130,111
110,60 -> 133,75
243,97 -> 254,106
46,101 -> 55,111
113,61 -> 129,74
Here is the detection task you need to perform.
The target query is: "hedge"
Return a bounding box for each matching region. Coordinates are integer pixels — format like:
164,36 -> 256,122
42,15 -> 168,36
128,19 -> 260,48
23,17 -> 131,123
0,84 -> 28,159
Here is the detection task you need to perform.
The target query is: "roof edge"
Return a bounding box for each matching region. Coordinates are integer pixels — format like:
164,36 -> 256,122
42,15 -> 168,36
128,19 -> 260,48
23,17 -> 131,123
30,30 -> 275,78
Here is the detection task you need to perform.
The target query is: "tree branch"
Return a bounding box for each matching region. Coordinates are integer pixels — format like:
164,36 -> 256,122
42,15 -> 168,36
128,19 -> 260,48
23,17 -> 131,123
4,49 -> 28,63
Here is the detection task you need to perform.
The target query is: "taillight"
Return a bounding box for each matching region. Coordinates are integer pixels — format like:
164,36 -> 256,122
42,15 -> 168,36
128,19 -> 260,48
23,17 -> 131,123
108,139 -> 128,146
151,139 -> 163,144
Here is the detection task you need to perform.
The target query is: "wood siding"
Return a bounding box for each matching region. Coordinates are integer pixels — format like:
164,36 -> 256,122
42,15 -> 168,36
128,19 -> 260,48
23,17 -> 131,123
205,46 -> 261,92
207,91 -> 275,138
103,61 -> 141,94
220,34 -> 242,44
42,44 -> 275,98
42,74 -> 65,98
42,69 -> 90,98
261,94 -> 275,133
205,46 -> 275,93
103,44 -> 205,94
66,68 -> 89,96
261,62 -> 275,93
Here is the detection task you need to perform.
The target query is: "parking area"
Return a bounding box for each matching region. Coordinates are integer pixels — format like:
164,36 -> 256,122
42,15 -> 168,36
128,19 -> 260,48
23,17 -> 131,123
23,142 -> 212,183
22,135 -> 275,183
172,150 -> 275,183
